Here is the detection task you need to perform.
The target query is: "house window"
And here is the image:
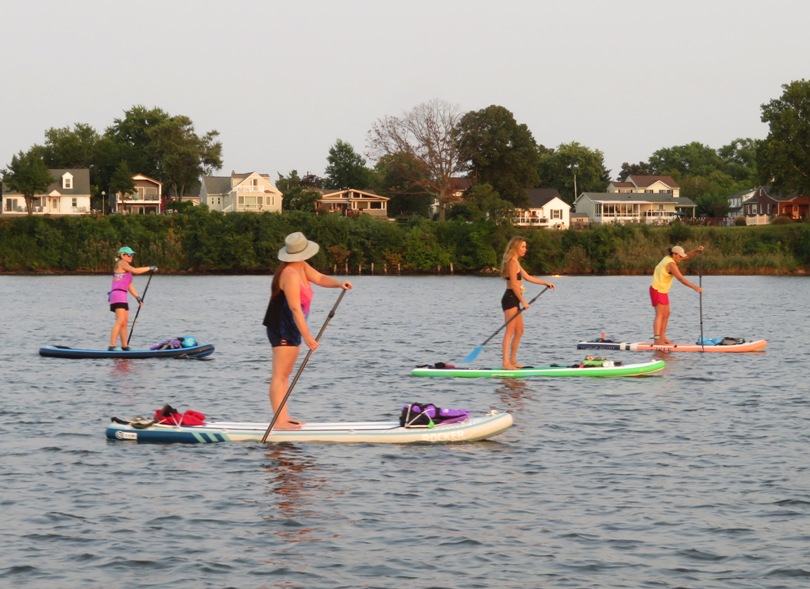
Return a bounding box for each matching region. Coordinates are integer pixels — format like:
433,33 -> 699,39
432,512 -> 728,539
62,173 -> 73,190
72,198 -> 78,208
136,186 -> 159,200
551,209 -> 562,219
5,198 -> 18,211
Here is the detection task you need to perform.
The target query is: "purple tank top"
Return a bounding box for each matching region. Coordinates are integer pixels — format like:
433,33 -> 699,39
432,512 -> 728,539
109,271 -> 132,304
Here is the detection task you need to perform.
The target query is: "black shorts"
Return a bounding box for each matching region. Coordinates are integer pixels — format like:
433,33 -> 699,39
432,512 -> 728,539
267,325 -> 302,347
110,302 -> 129,312
501,290 -> 520,311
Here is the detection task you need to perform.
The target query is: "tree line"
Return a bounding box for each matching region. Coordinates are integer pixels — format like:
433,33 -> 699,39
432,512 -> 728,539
3,79 -> 809,221
2,210 -> 808,275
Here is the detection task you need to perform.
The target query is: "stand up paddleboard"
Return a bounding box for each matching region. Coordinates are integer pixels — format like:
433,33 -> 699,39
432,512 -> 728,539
576,338 -> 767,353
105,411 -> 513,444
40,343 -> 215,359
411,359 -> 665,378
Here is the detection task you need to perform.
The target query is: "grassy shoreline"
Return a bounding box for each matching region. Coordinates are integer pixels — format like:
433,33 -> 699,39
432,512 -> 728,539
1,211 -> 808,276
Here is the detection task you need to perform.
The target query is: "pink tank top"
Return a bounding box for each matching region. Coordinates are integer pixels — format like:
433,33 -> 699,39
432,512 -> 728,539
284,267 -> 313,317
300,276 -> 313,317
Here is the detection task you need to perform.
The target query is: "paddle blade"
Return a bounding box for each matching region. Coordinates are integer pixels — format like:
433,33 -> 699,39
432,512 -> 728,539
461,345 -> 483,364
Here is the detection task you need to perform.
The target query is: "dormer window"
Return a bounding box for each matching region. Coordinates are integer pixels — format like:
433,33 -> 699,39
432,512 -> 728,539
62,173 -> 73,190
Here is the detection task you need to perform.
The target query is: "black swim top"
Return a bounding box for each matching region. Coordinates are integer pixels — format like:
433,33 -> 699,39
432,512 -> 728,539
504,271 -> 523,281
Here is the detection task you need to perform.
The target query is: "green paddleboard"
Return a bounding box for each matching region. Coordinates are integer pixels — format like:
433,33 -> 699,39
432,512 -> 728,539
411,359 -> 666,378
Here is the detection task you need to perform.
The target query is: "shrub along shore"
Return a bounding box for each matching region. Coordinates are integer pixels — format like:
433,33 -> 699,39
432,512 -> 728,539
1,209 -> 808,276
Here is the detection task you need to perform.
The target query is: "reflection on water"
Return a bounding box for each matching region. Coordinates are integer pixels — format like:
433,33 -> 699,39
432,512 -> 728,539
262,444 -> 325,545
495,378 -> 532,412
111,358 -> 136,374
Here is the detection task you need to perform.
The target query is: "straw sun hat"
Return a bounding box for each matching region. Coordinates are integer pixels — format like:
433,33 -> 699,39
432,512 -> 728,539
278,232 -> 320,262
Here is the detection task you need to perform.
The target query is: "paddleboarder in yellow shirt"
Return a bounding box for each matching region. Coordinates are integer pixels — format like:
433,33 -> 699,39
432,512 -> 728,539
650,245 -> 704,345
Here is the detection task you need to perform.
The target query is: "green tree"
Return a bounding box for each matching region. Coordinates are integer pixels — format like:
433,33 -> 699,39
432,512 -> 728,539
367,99 -> 464,221
446,183 -> 514,224
679,171 -> 736,203
455,105 -> 539,207
276,170 -> 306,210
324,139 -> 372,189
2,149 -> 53,215
618,161 -> 654,181
648,142 -> 723,177
717,137 -> 759,185
537,142 -> 609,204
109,161 -> 136,213
103,105 -> 222,198
39,123 -> 100,169
276,170 -> 322,212
695,193 -> 731,219
759,79 -> 810,195
371,152 -> 433,218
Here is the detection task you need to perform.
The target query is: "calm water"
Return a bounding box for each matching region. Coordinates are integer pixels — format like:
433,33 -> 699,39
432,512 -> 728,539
1,274 -> 808,589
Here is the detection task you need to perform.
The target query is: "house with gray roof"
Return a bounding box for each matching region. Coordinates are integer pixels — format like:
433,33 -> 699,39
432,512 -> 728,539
574,192 -> 696,225
2,168 -> 91,215
577,174 -> 695,224
199,171 -> 282,213
741,186 -> 809,224
514,188 -> 571,229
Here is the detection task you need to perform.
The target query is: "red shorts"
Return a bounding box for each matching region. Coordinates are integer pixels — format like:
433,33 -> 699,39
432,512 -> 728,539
649,286 -> 669,307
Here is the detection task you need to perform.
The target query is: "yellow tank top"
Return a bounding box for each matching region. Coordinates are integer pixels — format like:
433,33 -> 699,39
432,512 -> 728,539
651,256 -> 675,293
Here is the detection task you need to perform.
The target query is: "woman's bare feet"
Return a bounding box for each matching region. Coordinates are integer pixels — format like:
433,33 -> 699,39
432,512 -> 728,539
272,418 -> 305,431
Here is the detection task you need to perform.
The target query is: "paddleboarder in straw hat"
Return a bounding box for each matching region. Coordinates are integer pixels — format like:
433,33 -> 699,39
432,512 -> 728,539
263,232 -> 352,430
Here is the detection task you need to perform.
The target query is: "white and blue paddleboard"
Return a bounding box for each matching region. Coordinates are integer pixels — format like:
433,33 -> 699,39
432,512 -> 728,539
105,411 -> 513,444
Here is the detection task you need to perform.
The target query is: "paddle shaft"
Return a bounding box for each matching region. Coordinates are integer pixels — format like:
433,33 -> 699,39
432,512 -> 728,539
127,272 -> 153,346
699,274 -> 704,352
461,287 -> 549,362
261,289 -> 347,442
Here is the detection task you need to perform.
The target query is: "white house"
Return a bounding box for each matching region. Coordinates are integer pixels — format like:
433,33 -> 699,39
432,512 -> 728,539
2,168 -> 91,215
199,171 -> 283,213
578,175 -> 695,224
574,192 -> 696,225
513,188 -> 571,229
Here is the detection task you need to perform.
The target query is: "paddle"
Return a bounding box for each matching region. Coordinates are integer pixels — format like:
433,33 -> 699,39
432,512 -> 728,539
460,286 -> 549,363
127,272 -> 153,347
699,273 -> 704,352
261,289 -> 348,443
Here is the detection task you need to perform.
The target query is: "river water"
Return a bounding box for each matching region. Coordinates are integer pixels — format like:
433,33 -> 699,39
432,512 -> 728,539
1,274 -> 808,588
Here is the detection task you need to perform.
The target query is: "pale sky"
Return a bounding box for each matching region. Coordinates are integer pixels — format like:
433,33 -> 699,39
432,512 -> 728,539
2,0 -> 808,182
